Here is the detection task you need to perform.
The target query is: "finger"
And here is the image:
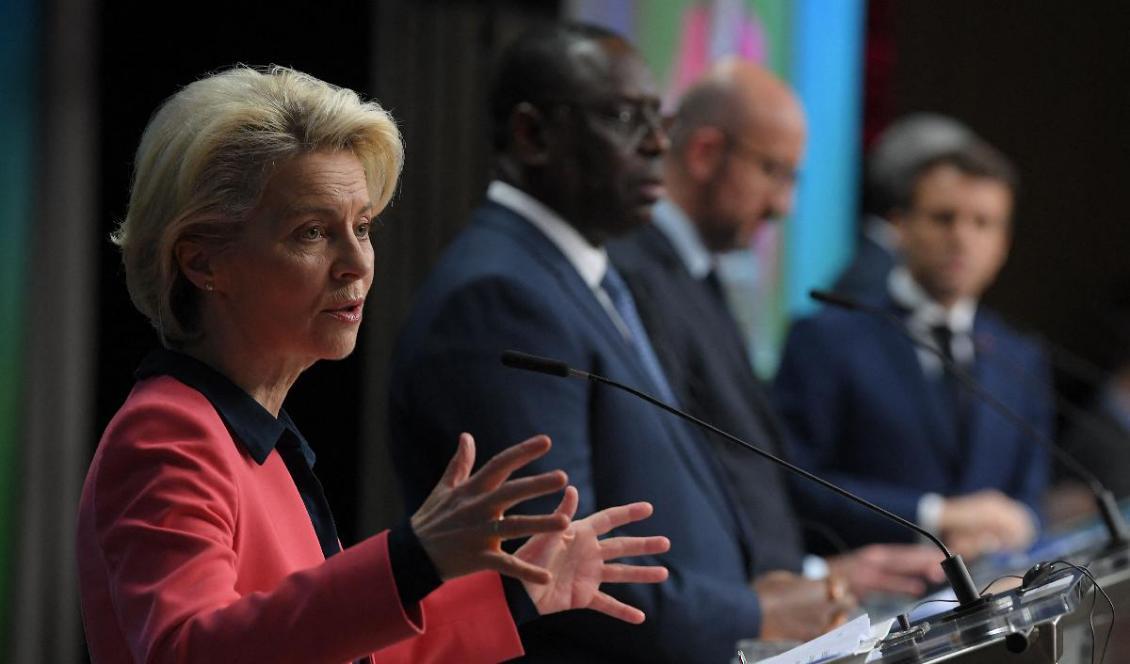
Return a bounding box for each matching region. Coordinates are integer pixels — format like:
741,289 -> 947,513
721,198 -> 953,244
438,433 -> 476,487
600,535 -> 671,560
489,552 -> 553,585
867,572 -> 927,597
601,563 -> 669,584
588,591 -> 646,624
881,548 -> 946,574
831,590 -> 859,612
554,485 -> 579,520
493,513 -> 570,540
581,502 -> 654,536
467,435 -> 552,492
487,471 -> 569,512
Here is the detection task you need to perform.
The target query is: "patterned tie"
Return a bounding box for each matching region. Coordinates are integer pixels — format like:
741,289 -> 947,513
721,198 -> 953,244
600,266 -> 679,405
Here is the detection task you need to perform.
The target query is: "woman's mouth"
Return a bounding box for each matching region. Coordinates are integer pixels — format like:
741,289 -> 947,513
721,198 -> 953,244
323,300 -> 364,323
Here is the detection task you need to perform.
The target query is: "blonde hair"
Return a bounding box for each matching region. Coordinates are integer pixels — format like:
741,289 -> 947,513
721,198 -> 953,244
113,64 -> 403,346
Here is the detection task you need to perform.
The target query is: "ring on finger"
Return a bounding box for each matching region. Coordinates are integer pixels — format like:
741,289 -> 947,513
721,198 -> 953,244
491,515 -> 505,536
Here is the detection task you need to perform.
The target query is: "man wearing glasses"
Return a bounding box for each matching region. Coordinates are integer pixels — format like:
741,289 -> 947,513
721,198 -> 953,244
389,24 -> 852,663
610,59 -> 947,606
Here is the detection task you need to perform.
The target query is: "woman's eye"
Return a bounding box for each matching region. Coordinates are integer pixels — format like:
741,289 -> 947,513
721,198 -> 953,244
300,225 -> 323,240
355,222 -> 370,239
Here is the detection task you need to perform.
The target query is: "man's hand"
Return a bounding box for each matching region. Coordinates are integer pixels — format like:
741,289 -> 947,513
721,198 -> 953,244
940,489 -> 1036,557
826,544 -> 946,598
754,571 -> 857,642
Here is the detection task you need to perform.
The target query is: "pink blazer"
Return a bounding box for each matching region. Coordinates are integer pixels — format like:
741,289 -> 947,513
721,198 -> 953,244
76,376 -> 524,663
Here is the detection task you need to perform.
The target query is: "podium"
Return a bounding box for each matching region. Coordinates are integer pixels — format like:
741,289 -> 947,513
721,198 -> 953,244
858,547 -> 1129,663
861,567 -> 1088,663
740,555 -> 1128,663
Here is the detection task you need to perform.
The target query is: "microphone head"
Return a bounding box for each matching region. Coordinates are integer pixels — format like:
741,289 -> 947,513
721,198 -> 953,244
500,350 -> 572,378
809,289 -> 863,311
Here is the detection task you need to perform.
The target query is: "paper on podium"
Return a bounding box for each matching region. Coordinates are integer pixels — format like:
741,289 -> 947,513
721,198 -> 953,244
754,614 -> 894,664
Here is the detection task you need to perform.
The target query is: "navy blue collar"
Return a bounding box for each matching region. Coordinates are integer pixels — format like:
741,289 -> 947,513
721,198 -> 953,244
136,349 -> 316,468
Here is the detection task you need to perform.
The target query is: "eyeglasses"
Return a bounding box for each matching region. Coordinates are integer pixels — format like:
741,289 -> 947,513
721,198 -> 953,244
726,139 -> 799,189
543,97 -> 665,146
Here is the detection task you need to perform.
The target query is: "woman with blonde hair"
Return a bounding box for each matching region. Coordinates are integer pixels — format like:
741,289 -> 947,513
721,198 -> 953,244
76,65 -> 669,663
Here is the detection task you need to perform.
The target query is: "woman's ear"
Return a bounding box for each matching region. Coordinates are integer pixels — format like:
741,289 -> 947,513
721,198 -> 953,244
174,239 -> 219,293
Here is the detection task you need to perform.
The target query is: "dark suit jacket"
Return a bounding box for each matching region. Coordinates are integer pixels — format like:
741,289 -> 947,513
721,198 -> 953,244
78,375 -> 522,664
389,201 -> 761,663
832,231 -> 896,304
773,299 -> 1052,550
609,223 -> 806,573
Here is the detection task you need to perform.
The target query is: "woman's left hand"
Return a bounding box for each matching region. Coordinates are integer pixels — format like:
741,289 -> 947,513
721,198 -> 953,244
514,486 -> 670,624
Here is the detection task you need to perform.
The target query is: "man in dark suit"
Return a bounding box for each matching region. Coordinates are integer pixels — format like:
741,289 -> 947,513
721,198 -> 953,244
389,24 -> 851,663
775,140 -> 1051,558
610,59 -> 945,599
833,114 -> 975,303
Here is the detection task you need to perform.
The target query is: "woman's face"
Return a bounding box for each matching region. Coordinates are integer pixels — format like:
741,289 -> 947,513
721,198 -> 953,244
210,150 -> 376,366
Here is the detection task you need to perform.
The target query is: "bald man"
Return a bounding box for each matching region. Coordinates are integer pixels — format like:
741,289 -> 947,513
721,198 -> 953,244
610,59 -> 946,600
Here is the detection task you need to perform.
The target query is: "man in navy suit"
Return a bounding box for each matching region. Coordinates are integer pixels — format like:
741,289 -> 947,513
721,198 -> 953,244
833,114 -> 975,304
389,24 -> 851,663
611,59 -> 946,600
775,140 -> 1051,558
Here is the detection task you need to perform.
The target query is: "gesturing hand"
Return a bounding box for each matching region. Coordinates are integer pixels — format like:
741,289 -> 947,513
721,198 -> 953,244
412,433 -> 570,584
515,486 -> 670,624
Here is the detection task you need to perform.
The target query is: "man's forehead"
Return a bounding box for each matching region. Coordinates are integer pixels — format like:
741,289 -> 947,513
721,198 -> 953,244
565,37 -> 657,100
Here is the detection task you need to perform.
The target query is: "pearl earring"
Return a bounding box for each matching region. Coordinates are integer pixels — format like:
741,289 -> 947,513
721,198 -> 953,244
204,281 -> 215,292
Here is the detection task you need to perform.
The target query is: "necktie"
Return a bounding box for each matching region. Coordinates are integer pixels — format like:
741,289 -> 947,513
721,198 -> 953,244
600,266 -> 679,405
930,324 -> 970,452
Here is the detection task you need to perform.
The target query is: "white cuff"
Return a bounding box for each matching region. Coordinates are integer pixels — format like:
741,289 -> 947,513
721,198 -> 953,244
917,492 -> 945,536
802,555 -> 829,580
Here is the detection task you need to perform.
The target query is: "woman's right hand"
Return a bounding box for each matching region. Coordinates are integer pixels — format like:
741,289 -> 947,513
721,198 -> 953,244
411,433 -> 570,585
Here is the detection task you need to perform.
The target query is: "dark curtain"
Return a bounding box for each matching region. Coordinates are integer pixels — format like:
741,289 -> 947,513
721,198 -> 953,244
887,1 -> 1130,375
360,0 -> 559,535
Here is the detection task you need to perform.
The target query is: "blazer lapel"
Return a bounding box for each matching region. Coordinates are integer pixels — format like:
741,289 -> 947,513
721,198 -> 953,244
478,204 -> 681,404
878,300 -> 963,476
959,317 -> 1014,488
484,208 -> 753,553
621,226 -> 757,557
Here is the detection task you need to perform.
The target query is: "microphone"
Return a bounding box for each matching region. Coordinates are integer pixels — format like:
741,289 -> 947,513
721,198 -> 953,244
809,289 -> 1130,550
499,349 -> 990,612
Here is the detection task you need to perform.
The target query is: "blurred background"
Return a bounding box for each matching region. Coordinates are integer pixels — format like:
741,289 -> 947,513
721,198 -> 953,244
1,0 -> 1127,660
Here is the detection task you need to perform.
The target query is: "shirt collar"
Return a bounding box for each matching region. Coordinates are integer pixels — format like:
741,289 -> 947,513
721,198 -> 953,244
487,180 -> 609,289
888,265 -> 977,333
136,349 -> 316,467
651,198 -> 714,279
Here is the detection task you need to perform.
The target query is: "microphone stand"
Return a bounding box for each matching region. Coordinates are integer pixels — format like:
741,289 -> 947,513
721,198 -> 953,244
500,350 -> 991,612
809,289 -> 1130,553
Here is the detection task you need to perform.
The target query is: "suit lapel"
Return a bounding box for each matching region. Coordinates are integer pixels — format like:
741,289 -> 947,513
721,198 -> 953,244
485,209 -> 754,553
478,205 -> 694,409
878,300 -> 963,477
617,225 -> 757,556
960,316 -> 1012,488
